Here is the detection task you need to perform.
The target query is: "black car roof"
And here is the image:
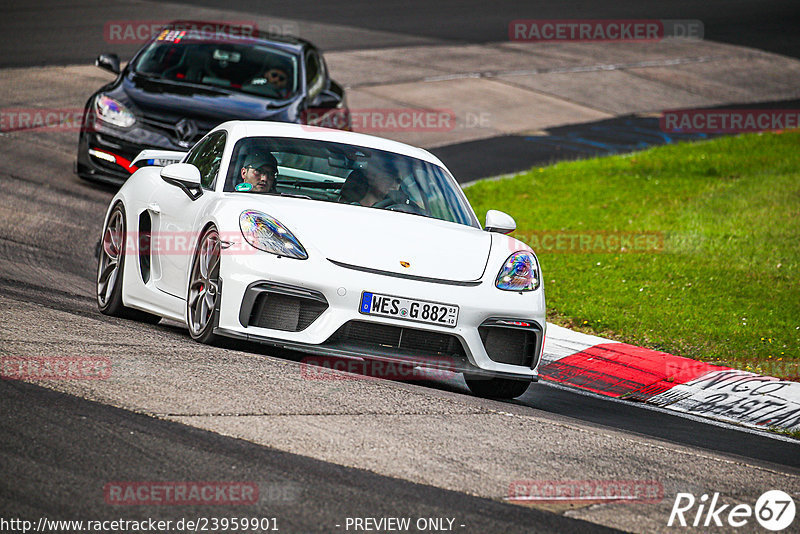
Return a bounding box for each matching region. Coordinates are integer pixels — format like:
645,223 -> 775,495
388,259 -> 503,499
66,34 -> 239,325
159,20 -> 313,54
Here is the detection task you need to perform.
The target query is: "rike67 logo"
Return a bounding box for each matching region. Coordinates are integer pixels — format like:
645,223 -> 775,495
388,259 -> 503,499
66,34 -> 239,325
668,490 -> 796,531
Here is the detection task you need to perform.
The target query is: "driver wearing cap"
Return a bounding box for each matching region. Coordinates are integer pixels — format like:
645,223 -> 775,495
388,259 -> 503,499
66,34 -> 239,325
238,152 -> 278,193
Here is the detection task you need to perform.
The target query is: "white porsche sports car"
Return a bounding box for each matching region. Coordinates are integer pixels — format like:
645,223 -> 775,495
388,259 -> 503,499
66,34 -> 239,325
97,121 -> 545,398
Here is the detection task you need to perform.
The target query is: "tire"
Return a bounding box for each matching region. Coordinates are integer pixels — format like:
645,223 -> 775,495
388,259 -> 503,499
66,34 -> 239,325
96,203 -> 161,323
464,375 -> 531,399
187,225 -> 223,345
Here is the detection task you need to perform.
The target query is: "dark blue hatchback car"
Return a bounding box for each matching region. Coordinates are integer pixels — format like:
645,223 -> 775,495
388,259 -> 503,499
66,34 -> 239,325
76,21 -> 349,185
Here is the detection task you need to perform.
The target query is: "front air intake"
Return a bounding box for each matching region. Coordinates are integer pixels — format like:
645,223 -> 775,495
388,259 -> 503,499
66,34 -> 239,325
478,319 -> 542,368
240,282 -> 328,332
326,320 -> 467,359
249,293 -> 327,332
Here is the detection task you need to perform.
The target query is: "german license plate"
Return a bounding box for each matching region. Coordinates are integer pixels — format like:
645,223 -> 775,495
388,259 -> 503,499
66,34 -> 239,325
359,291 -> 458,327
153,157 -> 182,166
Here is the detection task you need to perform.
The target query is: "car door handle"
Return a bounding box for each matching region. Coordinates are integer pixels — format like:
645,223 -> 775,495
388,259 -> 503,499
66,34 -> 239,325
147,203 -> 161,214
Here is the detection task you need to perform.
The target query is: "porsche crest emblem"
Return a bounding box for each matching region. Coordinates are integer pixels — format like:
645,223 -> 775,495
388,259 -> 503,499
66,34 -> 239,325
399,261 -> 411,268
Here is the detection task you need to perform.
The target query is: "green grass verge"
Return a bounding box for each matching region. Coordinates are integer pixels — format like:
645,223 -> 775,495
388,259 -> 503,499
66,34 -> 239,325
464,131 -> 799,377
768,426 -> 800,439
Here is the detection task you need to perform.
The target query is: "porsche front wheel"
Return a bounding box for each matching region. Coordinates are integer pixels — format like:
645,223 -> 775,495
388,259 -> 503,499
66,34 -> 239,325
187,226 -> 223,344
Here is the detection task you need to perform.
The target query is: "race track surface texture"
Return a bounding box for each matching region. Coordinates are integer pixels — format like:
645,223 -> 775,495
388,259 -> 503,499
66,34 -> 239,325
1,2 -> 799,533
1,81 -> 798,534
3,0 -> 799,65
1,380 -> 616,533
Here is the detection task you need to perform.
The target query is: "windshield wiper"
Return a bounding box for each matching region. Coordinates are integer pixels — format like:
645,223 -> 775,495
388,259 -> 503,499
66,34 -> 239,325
385,207 -> 433,220
134,71 -> 233,94
276,179 -> 341,190
135,71 -> 164,81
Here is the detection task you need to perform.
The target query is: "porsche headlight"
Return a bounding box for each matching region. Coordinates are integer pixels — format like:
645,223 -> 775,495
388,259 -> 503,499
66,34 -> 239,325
239,210 -> 308,260
496,251 -> 539,291
94,94 -> 136,127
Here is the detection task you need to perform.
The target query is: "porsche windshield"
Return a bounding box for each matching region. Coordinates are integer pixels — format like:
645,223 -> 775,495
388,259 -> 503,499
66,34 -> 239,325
223,136 -> 480,228
133,30 -> 299,99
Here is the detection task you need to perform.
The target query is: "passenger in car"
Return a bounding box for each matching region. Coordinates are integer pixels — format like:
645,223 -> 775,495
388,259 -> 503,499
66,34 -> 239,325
339,167 -> 399,207
360,168 -> 398,207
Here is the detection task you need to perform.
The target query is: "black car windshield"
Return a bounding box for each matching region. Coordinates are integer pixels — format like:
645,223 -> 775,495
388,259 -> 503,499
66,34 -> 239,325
133,30 -> 299,99
223,136 -> 480,228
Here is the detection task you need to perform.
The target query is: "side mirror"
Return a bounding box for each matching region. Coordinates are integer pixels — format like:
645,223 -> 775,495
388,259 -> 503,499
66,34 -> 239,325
95,53 -> 121,75
161,163 -> 203,200
484,210 -> 516,234
314,90 -> 341,109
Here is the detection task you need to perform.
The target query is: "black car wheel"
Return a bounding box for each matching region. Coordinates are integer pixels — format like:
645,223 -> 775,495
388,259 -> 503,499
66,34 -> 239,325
464,375 -> 532,399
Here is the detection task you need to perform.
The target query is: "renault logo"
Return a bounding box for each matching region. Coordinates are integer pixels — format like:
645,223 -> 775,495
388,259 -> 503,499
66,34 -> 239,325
400,261 -> 410,268
174,118 -> 198,146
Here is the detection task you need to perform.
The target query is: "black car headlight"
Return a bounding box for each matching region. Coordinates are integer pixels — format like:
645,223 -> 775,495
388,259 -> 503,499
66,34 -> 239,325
496,251 -> 540,291
239,210 -> 308,260
94,95 -> 136,128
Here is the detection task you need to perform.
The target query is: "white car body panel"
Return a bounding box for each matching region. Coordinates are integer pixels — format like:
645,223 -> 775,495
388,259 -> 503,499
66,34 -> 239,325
101,121 -> 546,379
252,198 -> 492,282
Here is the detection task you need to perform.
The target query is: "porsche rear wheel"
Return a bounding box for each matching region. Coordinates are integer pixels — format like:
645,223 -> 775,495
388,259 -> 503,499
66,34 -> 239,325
187,226 -> 222,344
96,203 -> 160,323
464,376 -> 531,399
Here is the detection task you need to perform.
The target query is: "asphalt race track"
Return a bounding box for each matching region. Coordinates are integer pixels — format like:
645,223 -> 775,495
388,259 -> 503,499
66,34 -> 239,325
1,2 -> 799,533
3,0 -> 799,65
2,380 -> 613,533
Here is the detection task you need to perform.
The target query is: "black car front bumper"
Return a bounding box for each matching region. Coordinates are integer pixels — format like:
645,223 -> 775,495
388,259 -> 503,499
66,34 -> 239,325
76,117 -> 210,185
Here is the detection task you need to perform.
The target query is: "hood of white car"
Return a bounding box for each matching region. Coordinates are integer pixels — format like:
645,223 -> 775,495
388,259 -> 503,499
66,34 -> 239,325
244,197 -> 491,282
